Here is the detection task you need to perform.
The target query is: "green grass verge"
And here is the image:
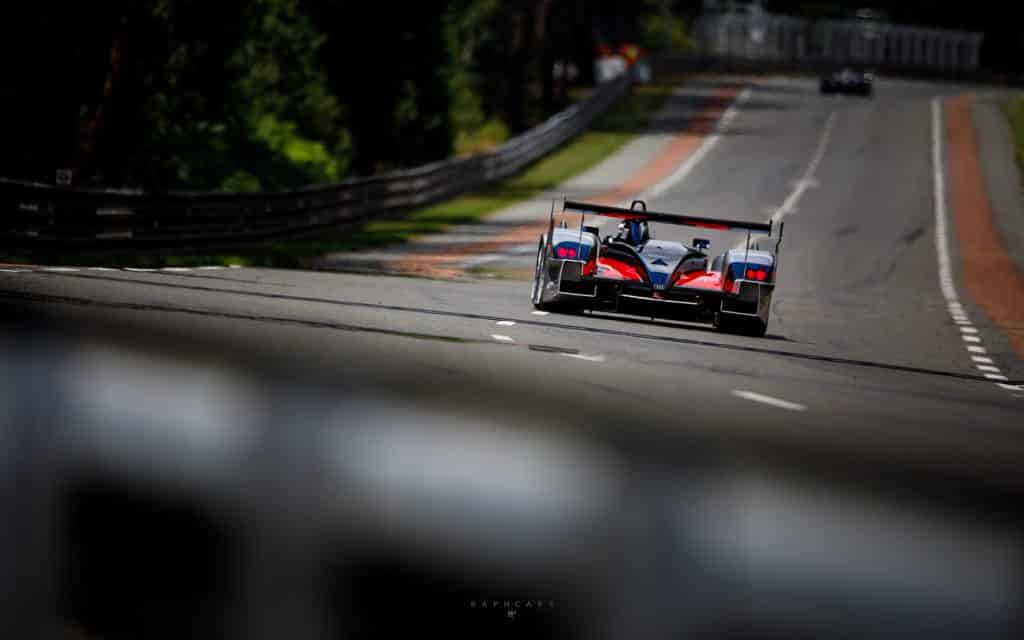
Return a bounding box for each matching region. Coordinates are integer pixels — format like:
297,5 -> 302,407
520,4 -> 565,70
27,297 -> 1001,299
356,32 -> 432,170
5,77 -> 683,269
1003,95 -> 1024,181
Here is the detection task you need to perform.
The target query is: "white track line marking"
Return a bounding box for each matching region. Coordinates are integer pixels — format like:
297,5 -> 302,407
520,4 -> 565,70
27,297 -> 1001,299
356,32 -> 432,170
933,97 -> 1017,394
531,310 -> 549,316
561,353 -> 605,362
197,266 -> 225,270
0,268 -> 27,273
496,320 -> 517,326
160,267 -> 193,272
931,97 -> 963,301
729,107 -> 840,254
42,267 -> 79,272
770,111 -> 838,224
997,383 -> 1024,392
635,88 -> 752,202
490,334 -> 515,343
123,267 -> 156,272
731,390 -> 808,412
87,267 -> 117,271
229,264 -> 242,269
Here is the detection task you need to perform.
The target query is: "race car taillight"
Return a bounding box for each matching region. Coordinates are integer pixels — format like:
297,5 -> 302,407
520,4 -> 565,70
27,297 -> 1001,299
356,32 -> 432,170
745,268 -> 768,281
554,242 -> 587,260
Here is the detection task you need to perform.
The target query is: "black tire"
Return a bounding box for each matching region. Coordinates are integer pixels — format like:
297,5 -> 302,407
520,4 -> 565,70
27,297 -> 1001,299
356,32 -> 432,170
531,236 -> 549,310
715,313 -> 768,337
713,311 -> 734,333
744,319 -> 768,338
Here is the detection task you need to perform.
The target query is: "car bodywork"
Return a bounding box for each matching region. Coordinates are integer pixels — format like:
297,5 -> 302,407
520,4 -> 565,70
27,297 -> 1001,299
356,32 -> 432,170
531,199 -> 783,337
820,68 -> 873,96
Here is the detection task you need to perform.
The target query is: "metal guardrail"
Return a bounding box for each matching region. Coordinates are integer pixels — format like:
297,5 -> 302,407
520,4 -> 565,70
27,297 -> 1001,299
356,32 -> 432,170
0,68 -> 636,253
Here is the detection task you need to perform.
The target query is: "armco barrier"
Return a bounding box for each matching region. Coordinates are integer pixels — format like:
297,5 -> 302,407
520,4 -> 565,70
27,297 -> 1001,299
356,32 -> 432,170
0,68 -> 635,253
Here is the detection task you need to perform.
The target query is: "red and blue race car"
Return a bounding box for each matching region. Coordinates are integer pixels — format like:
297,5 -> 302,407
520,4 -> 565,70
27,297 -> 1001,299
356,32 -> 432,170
530,199 -> 784,337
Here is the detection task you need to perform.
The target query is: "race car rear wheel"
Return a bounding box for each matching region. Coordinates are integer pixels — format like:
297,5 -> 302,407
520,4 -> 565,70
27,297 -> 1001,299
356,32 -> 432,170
715,313 -> 768,337
745,319 -> 768,338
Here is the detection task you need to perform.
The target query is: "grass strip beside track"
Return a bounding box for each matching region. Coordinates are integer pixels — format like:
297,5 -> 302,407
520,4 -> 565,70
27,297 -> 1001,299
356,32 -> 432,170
1003,95 -> 1024,182
2,77 -> 683,269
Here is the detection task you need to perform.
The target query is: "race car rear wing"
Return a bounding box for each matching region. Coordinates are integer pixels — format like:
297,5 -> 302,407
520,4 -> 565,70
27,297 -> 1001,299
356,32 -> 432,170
563,199 -> 773,235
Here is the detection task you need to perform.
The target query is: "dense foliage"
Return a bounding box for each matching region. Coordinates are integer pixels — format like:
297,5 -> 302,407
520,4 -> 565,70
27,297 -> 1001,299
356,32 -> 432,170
3,2 -> 1016,192
2,1 -> 684,191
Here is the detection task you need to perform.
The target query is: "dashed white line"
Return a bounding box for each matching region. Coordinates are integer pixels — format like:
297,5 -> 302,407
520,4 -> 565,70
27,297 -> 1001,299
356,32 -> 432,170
731,390 -> 808,412
933,97 -> 1018,394
123,267 -> 157,272
531,310 -> 549,316
197,266 -> 225,270
41,267 -> 79,272
87,267 -> 118,271
490,334 -> 515,343
496,320 -> 517,326
160,267 -> 193,272
728,107 -> 840,255
561,353 -> 605,363
770,111 -> 838,224
635,88 -> 752,202
0,268 -> 27,273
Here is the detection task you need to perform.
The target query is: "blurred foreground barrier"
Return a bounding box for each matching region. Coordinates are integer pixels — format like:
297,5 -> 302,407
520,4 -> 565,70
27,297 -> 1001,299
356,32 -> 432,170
4,302 -> 1024,639
0,68 -> 636,254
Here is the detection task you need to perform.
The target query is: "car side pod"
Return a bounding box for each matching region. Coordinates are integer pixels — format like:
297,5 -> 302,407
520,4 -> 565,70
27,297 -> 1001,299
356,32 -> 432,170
715,280 -> 772,337
716,222 -> 784,338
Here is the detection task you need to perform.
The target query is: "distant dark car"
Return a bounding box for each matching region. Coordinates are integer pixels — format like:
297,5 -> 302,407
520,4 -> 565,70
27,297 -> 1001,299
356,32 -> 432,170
820,68 -> 873,96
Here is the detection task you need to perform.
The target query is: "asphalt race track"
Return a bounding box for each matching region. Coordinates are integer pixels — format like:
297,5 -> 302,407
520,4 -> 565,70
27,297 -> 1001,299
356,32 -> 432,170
6,76 -> 1022,447
5,75 -> 1024,637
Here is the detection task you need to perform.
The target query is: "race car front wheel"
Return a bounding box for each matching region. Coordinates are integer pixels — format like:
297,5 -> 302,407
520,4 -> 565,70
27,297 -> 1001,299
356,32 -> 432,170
531,235 -> 549,310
